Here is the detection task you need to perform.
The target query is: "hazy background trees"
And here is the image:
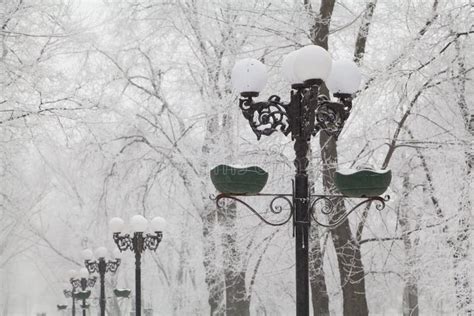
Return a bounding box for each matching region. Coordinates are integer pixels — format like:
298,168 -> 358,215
0,0 -> 472,315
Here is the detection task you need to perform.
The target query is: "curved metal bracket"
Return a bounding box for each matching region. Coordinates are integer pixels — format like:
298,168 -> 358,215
310,195 -> 390,229
211,193 -> 294,227
209,193 -> 389,230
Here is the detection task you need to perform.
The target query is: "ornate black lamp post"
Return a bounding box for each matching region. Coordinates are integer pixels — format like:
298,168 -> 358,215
212,45 -> 389,316
63,286 -> 76,316
110,215 -> 166,316
83,247 -> 121,316
70,268 -> 97,316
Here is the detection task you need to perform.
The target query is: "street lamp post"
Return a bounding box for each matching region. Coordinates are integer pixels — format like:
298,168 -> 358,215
70,268 -> 97,316
65,269 -> 83,316
83,247 -> 121,316
213,45 -> 389,316
110,215 -> 166,316
63,288 -> 76,316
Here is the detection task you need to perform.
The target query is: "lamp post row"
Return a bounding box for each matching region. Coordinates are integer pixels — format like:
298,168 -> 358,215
83,247 -> 121,316
64,268 -> 96,316
59,44 -> 390,316
60,215 -> 165,316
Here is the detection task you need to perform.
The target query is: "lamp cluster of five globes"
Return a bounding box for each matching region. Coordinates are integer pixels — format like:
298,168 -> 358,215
231,45 -> 362,97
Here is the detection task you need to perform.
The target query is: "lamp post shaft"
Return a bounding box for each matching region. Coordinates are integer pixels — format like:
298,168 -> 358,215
72,295 -> 76,316
112,226 -> 162,316
295,173 -> 310,316
294,124 -> 310,315
135,250 -> 142,316
80,279 -> 87,316
99,259 -> 106,316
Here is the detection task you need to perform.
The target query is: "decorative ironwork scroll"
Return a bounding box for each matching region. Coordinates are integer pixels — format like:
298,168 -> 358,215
144,232 -> 163,251
310,195 -> 389,228
212,193 -> 294,227
211,192 -> 389,230
113,233 -> 133,252
238,83 -> 353,141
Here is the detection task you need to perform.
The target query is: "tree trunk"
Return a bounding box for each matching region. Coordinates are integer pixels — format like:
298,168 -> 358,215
399,173 -> 419,316
320,132 -> 369,316
309,224 -> 329,316
309,150 -> 330,316
354,0 -> 377,64
201,111 -> 250,316
202,204 -> 225,316
452,38 -> 472,316
220,202 -> 250,316
220,112 -> 250,316
309,1 -> 369,313
202,116 -> 225,316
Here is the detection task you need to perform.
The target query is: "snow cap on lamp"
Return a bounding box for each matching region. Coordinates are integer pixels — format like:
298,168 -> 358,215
109,217 -> 125,233
130,215 -> 148,233
95,247 -> 108,259
326,60 -> 362,95
293,45 -> 332,84
231,58 -> 268,97
151,216 -> 166,232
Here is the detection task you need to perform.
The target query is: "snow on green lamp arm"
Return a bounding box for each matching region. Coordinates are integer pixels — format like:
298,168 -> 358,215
114,288 -> 131,298
57,304 -> 67,310
334,168 -> 391,197
73,290 -> 91,300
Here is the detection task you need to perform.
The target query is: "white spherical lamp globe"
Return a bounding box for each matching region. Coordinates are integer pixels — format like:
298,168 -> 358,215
95,247 -> 108,259
109,217 -> 125,233
151,216 -> 166,232
294,45 -> 332,83
281,51 -> 302,85
231,58 -> 268,96
82,249 -> 94,261
79,268 -> 89,279
130,215 -> 148,233
326,60 -> 362,95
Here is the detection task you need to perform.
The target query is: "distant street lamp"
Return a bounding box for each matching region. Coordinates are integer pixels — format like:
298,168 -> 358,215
63,286 -> 76,316
69,268 -> 97,316
83,247 -> 121,316
110,215 -> 166,316
212,45 -> 390,316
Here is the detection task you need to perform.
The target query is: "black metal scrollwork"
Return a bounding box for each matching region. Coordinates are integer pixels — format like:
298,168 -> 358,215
238,83 -> 353,141
314,95 -> 352,139
310,195 -> 389,229
113,231 -> 162,257
210,193 -> 389,230
113,233 -> 133,252
70,278 -> 81,290
87,276 -> 97,288
144,232 -> 163,251
84,260 -> 99,274
239,95 -> 290,140
106,259 -> 121,273
212,193 -> 294,226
